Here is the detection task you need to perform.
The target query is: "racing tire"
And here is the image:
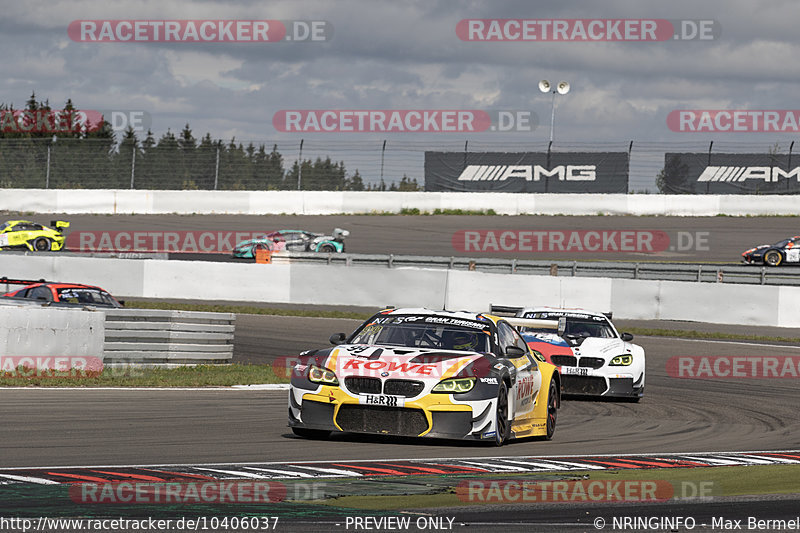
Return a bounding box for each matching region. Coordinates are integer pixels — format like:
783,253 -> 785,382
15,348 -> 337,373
291,427 -> 330,439
764,250 -> 783,267
493,382 -> 511,446
318,243 -> 336,253
544,379 -> 559,440
33,237 -> 51,252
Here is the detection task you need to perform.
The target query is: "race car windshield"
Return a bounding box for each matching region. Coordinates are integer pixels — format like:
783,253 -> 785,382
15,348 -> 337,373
350,319 -> 491,352
522,313 -> 616,338
56,288 -> 118,306
0,222 -> 8,232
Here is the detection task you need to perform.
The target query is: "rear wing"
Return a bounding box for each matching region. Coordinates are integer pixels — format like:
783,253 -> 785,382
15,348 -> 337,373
51,220 -> 70,233
1,277 -> 49,286
489,304 -> 523,316
504,317 -> 561,331
491,304 -> 613,321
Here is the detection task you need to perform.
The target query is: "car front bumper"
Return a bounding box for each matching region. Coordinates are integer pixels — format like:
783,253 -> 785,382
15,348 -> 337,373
288,389 -> 498,441
558,369 -> 644,398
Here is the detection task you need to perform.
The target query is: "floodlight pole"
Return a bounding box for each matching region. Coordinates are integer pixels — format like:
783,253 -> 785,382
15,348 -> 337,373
549,91 -> 557,143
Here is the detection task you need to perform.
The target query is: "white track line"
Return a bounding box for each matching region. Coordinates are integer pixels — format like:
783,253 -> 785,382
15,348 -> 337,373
3,450 -> 797,471
650,337 -> 800,350
0,473 -> 59,484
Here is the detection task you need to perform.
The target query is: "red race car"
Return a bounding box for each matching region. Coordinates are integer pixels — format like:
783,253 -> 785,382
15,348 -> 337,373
1,277 -> 124,308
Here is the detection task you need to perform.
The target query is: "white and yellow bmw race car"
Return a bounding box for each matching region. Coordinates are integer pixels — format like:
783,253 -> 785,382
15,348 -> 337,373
288,308 -> 560,446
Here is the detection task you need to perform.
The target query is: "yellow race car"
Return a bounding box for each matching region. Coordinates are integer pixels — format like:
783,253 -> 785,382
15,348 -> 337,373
0,220 -> 70,252
288,308 -> 561,446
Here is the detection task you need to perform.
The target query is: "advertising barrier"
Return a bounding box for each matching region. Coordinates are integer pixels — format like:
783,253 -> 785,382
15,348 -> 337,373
424,151 -> 629,193
662,152 -> 800,194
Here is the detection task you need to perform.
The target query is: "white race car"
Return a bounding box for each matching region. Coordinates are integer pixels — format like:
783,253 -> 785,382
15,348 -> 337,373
494,306 -> 645,401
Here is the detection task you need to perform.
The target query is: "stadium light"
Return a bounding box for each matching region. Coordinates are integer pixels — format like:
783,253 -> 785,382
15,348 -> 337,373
539,80 -> 570,143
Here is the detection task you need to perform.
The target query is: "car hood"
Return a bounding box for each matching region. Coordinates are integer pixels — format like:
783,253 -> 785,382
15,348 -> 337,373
572,337 -> 632,358
522,332 -> 570,347
743,244 -> 769,255
325,344 -> 486,381
525,335 -> 632,359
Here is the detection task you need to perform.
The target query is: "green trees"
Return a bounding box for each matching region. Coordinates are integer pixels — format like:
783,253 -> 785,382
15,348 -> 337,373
0,94 -> 420,191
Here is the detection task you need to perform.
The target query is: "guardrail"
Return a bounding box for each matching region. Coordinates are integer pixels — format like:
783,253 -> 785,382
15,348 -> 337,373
0,299 -> 235,366
104,309 -> 235,366
271,252 -> 798,286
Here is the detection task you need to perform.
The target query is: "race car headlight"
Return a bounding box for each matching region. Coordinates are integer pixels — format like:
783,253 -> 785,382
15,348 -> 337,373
308,365 -> 339,385
610,355 -> 633,366
432,377 -> 475,394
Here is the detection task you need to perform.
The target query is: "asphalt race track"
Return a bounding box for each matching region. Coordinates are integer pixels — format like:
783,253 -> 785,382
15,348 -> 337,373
6,212 -> 800,262
2,316 -> 799,531
3,316 -> 800,467
2,214 -> 800,530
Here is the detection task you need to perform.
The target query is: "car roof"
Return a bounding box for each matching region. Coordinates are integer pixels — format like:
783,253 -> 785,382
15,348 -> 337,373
16,282 -> 106,291
518,306 -> 610,319
378,307 -> 502,325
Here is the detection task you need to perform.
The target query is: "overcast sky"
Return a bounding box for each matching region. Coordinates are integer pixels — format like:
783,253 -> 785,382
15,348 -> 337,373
3,0 -> 800,189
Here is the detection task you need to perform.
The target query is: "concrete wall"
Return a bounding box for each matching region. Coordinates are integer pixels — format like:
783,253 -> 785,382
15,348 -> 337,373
2,188 -> 800,216
2,253 -> 798,327
0,304 -> 104,358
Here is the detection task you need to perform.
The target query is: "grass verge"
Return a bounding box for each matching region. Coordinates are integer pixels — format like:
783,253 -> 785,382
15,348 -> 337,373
318,464 -> 800,510
131,300 -> 371,320
623,327 -> 798,344
0,363 -> 286,387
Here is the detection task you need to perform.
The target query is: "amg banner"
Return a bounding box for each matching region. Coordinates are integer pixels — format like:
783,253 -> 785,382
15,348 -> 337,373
662,153 -> 800,194
424,151 -> 629,193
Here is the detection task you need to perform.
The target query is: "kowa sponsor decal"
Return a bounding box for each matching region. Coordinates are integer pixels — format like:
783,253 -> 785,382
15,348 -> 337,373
697,166 -> 800,183
458,165 -> 596,181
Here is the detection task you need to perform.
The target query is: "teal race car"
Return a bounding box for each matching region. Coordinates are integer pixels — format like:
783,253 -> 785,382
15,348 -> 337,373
232,228 -> 349,258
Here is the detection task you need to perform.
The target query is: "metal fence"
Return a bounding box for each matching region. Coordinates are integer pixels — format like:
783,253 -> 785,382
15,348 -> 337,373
1,137 -> 798,193
273,252 -> 800,286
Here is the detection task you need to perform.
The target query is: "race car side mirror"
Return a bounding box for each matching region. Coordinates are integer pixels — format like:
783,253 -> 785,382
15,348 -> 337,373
505,346 -> 527,357
621,332 -> 634,341
329,332 -> 346,345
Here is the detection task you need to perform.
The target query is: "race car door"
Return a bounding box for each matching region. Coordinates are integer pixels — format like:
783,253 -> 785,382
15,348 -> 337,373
786,238 -> 800,263
497,321 -> 542,425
